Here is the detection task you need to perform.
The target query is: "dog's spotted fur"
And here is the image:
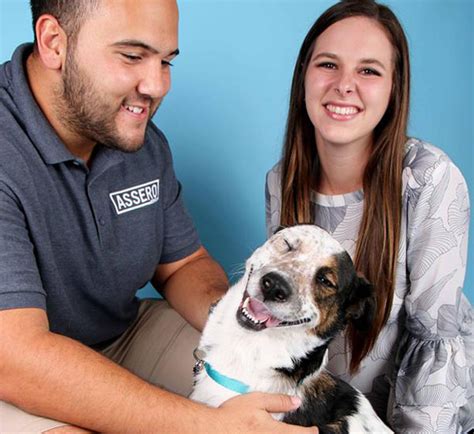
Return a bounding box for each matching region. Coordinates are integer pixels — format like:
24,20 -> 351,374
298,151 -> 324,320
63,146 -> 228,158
191,225 -> 392,433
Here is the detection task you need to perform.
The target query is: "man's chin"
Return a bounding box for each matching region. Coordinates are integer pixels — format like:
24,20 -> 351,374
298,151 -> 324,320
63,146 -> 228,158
101,137 -> 146,153
101,126 -> 148,153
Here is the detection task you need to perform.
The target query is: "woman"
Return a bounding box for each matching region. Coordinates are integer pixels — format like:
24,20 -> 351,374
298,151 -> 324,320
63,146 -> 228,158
265,0 -> 473,432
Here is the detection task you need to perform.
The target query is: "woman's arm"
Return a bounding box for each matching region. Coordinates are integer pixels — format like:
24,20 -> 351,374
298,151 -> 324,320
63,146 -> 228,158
389,148 -> 472,432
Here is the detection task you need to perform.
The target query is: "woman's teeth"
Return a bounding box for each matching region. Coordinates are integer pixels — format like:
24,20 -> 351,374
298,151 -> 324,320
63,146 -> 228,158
326,104 -> 358,115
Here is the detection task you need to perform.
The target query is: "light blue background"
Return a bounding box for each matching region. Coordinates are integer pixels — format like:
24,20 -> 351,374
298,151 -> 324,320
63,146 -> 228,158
1,0 -> 472,302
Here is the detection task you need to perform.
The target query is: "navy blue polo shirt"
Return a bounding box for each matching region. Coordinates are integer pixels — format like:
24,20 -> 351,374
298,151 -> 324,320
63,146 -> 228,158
0,44 -> 201,345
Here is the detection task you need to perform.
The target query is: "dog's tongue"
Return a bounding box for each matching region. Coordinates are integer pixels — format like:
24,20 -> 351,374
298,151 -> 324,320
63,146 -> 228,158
248,297 -> 281,327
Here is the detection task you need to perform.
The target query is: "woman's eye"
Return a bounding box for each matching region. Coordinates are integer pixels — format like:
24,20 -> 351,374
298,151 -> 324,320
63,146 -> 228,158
317,62 -> 337,69
360,67 -> 381,76
161,59 -> 174,67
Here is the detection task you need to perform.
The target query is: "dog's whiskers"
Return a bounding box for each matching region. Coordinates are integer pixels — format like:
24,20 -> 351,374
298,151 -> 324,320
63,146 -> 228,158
228,262 -> 246,283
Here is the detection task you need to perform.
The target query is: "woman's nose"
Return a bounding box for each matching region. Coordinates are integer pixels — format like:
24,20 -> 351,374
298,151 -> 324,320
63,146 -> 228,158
334,70 -> 355,96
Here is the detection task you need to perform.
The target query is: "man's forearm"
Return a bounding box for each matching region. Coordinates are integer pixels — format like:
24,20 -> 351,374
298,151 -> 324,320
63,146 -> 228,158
161,255 -> 228,331
0,324 -> 212,432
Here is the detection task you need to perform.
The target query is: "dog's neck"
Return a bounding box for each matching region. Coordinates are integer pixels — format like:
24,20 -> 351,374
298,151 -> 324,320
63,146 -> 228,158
275,343 -> 328,384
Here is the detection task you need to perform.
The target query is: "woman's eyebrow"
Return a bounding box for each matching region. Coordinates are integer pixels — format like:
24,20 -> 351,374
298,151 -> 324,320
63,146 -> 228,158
312,52 -> 338,61
359,58 -> 387,71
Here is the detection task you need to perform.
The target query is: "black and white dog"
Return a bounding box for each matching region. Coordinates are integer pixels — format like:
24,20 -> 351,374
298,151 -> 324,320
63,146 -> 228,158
191,225 -> 392,433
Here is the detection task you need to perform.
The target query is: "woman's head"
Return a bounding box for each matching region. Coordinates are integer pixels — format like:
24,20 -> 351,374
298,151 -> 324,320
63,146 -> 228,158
289,0 -> 410,153
304,16 -> 394,151
280,0 -> 410,372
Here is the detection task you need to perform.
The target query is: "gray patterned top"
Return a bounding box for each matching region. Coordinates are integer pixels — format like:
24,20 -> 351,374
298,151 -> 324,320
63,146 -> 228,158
265,139 -> 473,433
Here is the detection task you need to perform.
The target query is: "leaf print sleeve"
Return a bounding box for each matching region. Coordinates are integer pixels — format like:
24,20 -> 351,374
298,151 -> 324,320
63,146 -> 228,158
265,165 -> 282,239
390,153 -> 473,433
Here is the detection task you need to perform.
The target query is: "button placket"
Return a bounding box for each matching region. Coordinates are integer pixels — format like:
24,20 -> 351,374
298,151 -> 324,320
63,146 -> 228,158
86,179 -> 109,245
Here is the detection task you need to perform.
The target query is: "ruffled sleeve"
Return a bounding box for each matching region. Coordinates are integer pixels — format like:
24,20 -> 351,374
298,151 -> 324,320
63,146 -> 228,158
265,164 -> 282,239
389,147 -> 473,433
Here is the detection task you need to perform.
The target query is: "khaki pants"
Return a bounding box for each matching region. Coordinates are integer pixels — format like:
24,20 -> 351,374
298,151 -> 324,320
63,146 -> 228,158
0,299 -> 200,433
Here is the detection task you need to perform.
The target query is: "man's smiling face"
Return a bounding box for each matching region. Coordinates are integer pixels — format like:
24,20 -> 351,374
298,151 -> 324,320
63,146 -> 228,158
56,0 -> 179,153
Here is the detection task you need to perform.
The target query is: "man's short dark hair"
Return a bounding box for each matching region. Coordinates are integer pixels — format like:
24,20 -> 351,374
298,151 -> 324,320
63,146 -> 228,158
30,0 -> 99,42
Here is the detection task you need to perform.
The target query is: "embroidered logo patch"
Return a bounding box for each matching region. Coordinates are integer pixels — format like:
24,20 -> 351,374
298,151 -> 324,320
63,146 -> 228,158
110,179 -> 160,215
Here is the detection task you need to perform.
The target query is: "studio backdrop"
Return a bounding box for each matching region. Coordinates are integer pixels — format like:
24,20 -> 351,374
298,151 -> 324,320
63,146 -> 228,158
1,0 -> 472,302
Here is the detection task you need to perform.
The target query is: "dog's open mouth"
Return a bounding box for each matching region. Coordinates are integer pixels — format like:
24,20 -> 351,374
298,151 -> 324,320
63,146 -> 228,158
236,290 -> 311,331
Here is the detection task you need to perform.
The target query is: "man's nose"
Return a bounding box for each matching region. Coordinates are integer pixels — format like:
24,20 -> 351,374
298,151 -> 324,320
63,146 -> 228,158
137,59 -> 170,99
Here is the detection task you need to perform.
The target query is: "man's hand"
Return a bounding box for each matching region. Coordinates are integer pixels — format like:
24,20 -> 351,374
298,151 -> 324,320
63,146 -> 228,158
214,392 -> 319,433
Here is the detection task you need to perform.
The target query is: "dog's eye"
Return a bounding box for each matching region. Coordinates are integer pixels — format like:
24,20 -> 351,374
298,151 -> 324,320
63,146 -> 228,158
283,239 -> 294,252
316,274 -> 335,288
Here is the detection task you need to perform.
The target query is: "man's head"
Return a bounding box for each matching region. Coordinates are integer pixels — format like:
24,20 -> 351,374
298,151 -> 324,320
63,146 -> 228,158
30,0 -> 179,156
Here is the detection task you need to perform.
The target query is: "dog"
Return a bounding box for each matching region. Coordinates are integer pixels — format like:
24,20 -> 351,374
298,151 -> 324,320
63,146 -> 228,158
190,225 -> 392,433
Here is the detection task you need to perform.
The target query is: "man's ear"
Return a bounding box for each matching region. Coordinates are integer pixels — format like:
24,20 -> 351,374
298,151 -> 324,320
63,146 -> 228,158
344,274 -> 376,331
35,14 -> 68,70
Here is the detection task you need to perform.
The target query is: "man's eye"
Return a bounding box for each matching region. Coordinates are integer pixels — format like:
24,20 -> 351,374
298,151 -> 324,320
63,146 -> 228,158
121,53 -> 142,62
161,59 -> 174,67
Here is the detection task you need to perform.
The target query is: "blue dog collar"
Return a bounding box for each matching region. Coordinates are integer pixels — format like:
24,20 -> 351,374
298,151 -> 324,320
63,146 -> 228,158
193,348 -> 249,394
204,362 -> 250,394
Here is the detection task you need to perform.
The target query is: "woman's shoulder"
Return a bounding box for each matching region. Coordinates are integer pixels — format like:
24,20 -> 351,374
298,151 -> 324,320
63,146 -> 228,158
404,138 -> 451,168
266,161 -> 282,191
403,137 -> 466,189
266,161 -> 282,177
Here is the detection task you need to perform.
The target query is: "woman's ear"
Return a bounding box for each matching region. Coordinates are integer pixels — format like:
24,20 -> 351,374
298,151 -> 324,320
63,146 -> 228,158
344,274 -> 376,331
34,14 -> 68,70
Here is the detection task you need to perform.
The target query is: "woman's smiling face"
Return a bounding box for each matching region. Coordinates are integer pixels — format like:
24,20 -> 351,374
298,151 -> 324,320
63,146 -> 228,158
304,16 -> 394,150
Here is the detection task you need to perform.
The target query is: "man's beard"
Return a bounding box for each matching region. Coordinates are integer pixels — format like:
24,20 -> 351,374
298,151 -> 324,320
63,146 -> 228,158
55,49 -> 155,154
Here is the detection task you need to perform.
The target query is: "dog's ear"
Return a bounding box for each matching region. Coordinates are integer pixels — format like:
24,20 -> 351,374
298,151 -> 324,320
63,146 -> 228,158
273,225 -> 286,235
344,274 -> 376,331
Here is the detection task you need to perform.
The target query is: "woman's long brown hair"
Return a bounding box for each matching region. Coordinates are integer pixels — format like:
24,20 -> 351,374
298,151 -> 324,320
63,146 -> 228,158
280,0 -> 410,373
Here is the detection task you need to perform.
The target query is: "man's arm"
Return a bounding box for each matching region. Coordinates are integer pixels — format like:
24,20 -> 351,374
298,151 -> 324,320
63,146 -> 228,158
0,307 -> 206,432
0,308 -> 316,433
152,246 -> 228,331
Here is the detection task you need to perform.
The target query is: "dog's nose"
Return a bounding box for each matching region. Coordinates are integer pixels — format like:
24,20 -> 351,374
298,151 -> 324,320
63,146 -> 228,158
260,272 -> 292,302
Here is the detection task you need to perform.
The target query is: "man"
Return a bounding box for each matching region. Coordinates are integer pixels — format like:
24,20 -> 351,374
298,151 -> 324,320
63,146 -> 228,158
0,0 -> 317,432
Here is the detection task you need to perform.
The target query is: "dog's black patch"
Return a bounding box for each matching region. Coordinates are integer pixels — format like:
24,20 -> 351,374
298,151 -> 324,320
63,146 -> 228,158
343,274 -> 375,331
275,344 -> 328,384
309,252 -> 375,344
283,372 -> 359,433
333,251 -> 375,332
310,251 -> 372,341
